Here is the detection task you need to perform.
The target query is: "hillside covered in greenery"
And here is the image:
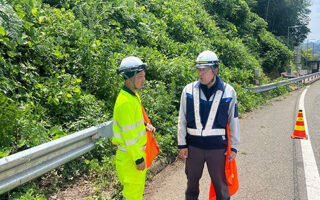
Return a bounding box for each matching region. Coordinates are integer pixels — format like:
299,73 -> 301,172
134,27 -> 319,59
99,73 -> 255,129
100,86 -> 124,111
1,0 -> 296,199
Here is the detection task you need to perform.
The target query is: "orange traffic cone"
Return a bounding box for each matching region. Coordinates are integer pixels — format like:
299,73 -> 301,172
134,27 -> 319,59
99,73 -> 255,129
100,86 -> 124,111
291,110 -> 308,139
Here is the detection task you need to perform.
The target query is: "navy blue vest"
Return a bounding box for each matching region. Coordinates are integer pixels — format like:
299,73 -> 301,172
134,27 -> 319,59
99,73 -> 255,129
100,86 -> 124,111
185,77 -> 232,149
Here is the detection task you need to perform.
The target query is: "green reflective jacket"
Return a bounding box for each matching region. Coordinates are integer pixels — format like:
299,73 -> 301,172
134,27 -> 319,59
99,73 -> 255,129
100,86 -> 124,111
112,87 -> 147,162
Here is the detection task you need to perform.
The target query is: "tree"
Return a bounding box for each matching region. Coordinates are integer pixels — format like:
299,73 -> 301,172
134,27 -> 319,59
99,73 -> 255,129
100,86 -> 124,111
251,0 -> 311,47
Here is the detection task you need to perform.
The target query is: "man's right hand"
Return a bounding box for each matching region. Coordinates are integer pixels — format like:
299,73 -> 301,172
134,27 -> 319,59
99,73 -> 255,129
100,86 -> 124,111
179,148 -> 188,160
136,161 -> 146,171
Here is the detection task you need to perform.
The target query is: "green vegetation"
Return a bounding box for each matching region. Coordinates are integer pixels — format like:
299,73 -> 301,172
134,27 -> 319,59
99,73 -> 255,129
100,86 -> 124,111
301,41 -> 320,65
1,0 -> 296,199
250,0 -> 311,47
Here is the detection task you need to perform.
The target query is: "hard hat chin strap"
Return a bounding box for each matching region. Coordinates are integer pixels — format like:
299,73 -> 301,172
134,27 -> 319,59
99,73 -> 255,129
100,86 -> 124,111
212,67 -> 217,76
131,71 -> 138,91
123,73 -> 130,80
207,66 -> 217,87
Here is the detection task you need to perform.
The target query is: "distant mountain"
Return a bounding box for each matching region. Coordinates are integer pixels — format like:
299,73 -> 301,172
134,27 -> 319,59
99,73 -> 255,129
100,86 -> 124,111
302,40 -> 320,46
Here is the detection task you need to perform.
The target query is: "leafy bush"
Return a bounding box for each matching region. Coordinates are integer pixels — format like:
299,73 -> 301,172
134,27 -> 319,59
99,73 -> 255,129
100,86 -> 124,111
258,30 -> 293,77
0,92 -> 19,157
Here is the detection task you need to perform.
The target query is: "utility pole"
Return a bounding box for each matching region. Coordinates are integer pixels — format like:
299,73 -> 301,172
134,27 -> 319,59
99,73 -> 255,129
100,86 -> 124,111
265,0 -> 270,23
306,40 -> 308,68
312,42 -> 314,61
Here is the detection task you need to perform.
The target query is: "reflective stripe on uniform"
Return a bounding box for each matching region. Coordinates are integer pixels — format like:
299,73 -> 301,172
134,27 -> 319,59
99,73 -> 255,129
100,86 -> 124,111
113,131 -> 122,139
113,128 -> 146,140
119,146 -> 128,151
119,145 -> 146,152
124,129 -> 146,146
113,118 -> 144,132
193,84 -> 203,130
187,128 -> 226,136
205,90 -> 223,129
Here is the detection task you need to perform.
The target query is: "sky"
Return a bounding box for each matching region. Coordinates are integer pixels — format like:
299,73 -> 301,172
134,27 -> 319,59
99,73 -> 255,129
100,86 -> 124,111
307,0 -> 320,40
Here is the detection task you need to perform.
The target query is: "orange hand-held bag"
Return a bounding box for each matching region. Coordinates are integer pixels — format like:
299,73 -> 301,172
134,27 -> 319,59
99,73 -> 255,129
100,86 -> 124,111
209,124 -> 239,200
141,105 -> 160,168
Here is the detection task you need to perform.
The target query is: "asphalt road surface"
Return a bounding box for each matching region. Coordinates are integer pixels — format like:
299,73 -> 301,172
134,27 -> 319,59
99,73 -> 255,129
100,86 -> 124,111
144,80 -> 320,200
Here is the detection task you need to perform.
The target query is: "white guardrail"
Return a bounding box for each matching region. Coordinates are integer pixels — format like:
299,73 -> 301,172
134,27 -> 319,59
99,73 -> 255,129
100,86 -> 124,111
0,121 -> 113,195
0,72 -> 320,195
251,72 -> 320,93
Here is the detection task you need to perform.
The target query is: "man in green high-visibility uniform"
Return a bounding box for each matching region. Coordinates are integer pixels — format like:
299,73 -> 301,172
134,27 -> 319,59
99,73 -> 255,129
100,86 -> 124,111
112,56 -> 155,200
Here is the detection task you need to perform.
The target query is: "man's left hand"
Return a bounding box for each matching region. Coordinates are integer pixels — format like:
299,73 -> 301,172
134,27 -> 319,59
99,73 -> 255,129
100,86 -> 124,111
136,161 -> 146,171
146,123 -> 156,134
225,151 -> 237,161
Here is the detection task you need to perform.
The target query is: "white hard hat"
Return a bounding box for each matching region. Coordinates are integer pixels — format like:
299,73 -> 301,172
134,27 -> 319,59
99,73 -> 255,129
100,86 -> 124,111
117,56 -> 147,79
195,50 -> 220,69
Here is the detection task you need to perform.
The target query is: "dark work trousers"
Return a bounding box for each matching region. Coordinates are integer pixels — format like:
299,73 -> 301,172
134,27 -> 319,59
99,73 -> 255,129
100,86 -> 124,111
185,146 -> 230,200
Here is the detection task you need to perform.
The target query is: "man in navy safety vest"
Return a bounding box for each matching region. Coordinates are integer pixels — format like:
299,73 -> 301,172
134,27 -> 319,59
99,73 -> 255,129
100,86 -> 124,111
178,50 -> 240,200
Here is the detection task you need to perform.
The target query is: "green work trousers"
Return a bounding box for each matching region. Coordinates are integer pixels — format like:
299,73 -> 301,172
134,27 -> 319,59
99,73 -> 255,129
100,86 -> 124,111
116,149 -> 147,200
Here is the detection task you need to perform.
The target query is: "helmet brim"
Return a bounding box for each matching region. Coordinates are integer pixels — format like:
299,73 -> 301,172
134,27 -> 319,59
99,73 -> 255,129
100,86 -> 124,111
117,63 -> 147,74
195,61 -> 219,69
196,65 -> 212,69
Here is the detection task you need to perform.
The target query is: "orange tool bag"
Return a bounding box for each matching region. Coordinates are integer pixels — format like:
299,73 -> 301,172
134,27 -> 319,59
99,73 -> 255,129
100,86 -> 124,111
141,105 -> 160,168
209,124 -> 239,200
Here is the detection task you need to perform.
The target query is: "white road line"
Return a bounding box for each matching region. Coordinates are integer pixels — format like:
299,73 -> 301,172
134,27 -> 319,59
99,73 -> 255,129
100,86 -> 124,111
299,86 -> 320,200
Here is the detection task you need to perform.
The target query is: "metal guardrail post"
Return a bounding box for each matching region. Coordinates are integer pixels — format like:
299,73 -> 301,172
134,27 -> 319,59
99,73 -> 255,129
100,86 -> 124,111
0,121 -> 113,195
